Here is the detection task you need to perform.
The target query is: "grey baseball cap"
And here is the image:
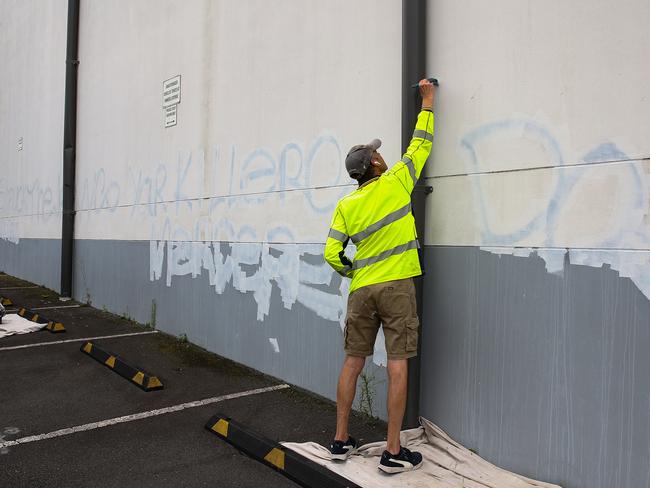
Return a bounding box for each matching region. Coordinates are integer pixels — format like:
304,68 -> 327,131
345,138 -> 382,179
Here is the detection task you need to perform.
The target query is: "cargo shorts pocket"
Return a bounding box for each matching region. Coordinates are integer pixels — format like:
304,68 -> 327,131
343,319 -> 359,352
343,320 -> 354,349
344,319 -> 370,356
405,318 -> 420,353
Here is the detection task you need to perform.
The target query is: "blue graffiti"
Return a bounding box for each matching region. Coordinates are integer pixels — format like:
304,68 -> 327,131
205,133 -> 351,215
77,169 -> 120,213
0,177 -> 61,222
461,119 -> 647,249
175,151 -> 193,213
278,143 -> 303,196
303,134 -> 347,213
129,164 -> 167,217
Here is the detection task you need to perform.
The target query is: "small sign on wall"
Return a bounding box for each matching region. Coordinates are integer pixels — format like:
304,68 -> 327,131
162,75 -> 181,107
164,105 -> 177,128
162,75 -> 181,128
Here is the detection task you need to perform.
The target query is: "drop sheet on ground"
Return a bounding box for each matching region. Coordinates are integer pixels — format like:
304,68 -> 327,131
283,417 -> 561,488
0,314 -> 46,338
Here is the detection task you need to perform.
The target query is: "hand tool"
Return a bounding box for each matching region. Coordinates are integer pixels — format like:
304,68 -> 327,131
411,77 -> 439,88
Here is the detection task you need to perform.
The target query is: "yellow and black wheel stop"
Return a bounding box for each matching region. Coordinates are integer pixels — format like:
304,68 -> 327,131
80,341 -> 164,391
0,296 -> 13,306
17,307 -> 66,333
205,414 -> 361,488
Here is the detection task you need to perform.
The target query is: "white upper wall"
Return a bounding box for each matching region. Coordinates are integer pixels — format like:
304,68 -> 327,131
427,0 -> 650,176
75,0 -> 402,243
0,0 -> 67,241
425,0 -> 650,252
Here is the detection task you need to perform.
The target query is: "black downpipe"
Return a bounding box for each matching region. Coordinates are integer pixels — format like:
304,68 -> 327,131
61,0 -> 80,297
402,0 -> 428,428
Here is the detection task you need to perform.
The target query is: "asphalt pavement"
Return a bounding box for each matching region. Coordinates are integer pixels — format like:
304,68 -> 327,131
0,272 -> 386,487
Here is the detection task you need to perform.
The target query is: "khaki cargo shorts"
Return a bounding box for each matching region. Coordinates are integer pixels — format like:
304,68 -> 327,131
344,278 -> 419,360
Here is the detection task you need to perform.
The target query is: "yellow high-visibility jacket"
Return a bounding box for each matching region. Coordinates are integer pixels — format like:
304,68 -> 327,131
324,110 -> 435,293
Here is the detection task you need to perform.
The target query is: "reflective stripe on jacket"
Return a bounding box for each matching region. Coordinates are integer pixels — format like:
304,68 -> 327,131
324,110 -> 434,293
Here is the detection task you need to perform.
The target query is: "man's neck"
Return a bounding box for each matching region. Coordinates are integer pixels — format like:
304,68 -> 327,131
357,172 -> 379,188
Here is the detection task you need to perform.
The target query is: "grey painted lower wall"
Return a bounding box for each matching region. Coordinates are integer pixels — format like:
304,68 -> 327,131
14,237 -> 647,487
420,246 -> 650,488
0,238 -> 61,292
73,238 -> 389,420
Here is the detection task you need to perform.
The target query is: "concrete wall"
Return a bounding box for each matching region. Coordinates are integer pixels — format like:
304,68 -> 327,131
72,0 -> 402,419
0,0 -> 66,290
2,1 -> 648,485
421,1 -> 650,487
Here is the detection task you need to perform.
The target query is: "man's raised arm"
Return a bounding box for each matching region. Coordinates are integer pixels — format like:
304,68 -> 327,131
390,79 -> 437,193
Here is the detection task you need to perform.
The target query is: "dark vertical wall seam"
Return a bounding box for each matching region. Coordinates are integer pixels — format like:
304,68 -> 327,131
402,0 -> 427,428
61,0 -> 80,296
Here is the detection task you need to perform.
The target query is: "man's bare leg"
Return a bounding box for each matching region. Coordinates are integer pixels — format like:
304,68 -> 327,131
386,358 -> 408,454
335,355 -> 366,441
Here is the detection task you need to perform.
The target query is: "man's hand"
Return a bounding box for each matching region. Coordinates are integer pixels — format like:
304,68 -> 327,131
418,78 -> 436,111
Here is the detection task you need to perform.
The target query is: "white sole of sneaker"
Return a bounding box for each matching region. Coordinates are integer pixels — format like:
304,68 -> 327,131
378,460 -> 423,474
330,447 -> 357,461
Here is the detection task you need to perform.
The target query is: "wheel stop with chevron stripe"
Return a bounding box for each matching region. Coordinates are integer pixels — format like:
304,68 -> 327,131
17,307 -> 65,333
80,341 -> 164,391
205,414 -> 361,488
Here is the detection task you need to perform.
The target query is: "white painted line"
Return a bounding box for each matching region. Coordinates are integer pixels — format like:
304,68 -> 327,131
29,304 -> 81,311
0,286 -> 40,290
0,384 -> 290,449
0,330 -> 159,352
5,304 -> 82,313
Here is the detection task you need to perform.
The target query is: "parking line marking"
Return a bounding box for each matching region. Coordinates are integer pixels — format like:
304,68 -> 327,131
6,305 -> 82,313
0,330 -> 159,352
0,286 -> 40,290
0,384 -> 290,449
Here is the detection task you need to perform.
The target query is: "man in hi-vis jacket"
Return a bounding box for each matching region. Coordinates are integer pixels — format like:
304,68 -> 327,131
324,79 -> 436,474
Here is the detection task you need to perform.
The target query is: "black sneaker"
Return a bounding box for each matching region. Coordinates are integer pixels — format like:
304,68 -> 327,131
329,436 -> 357,461
378,447 -> 423,473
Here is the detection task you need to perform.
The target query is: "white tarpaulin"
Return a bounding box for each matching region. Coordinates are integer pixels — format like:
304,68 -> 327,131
0,314 -> 46,338
283,417 -> 561,488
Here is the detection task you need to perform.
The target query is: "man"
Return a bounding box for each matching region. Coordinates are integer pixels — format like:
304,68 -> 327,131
324,79 -> 436,474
